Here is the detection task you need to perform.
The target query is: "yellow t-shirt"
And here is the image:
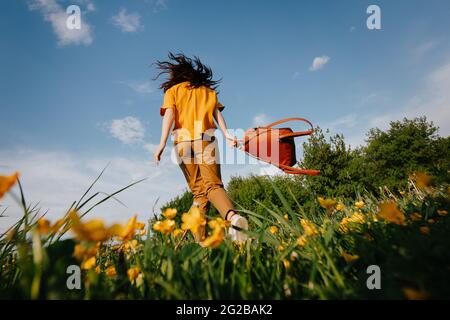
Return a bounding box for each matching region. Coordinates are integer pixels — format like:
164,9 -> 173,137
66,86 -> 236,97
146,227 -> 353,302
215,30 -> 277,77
160,81 -> 225,143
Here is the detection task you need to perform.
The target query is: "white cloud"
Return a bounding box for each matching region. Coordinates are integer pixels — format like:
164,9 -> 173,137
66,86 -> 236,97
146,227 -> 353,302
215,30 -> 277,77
309,55 -> 330,71
321,62 -> 450,150
86,2 -> 95,12
143,143 -> 160,154
28,0 -> 93,47
111,8 -> 142,33
325,114 -> 357,130
350,26 -> 356,32
109,116 -> 146,144
143,0 -> 168,13
72,0 -> 96,12
369,62 -> 450,135
120,81 -> 156,94
414,40 -> 438,60
253,114 -> 272,127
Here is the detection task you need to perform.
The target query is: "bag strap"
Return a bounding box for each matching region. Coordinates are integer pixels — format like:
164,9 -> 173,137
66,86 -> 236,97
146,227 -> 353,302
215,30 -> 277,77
278,164 -> 320,176
263,117 -> 314,129
262,117 -> 314,140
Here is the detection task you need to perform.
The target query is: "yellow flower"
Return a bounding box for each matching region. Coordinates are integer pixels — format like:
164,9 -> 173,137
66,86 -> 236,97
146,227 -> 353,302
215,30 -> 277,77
136,222 -> 146,230
69,211 -> 112,242
173,228 -> 184,238
342,252 -> 359,263
38,218 -> 51,234
117,215 -> 137,241
419,226 -> 430,235
81,256 -> 96,270
410,212 -> 422,221
38,218 -> 65,235
129,239 -> 140,249
354,201 -> 365,209
403,287 -> 428,300
336,203 -> 345,212
282,259 -> 291,269
140,229 -> 147,236
277,245 -> 285,251
153,219 -> 176,236
413,172 -> 432,190
284,214 -> 289,220
208,217 -> 230,230
0,172 -> 19,199
437,210 -> 448,217
338,219 -> 350,234
377,202 -> 406,226
162,208 -> 177,219
73,243 -> 99,261
200,227 -> 225,248
300,219 -> 319,236
269,226 -> 279,234
181,207 -> 206,234
105,266 -> 117,277
296,236 -> 307,247
317,197 -> 337,212
348,212 -> 365,224
127,267 -> 141,283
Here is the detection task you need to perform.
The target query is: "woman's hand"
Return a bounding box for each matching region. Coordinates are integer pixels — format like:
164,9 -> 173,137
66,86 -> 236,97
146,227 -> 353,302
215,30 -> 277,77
153,143 -> 165,165
225,133 -> 238,148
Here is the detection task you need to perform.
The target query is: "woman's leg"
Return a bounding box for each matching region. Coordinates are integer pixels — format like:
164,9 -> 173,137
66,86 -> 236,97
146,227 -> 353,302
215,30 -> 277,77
192,139 -> 236,219
194,138 -> 249,241
175,141 -> 208,241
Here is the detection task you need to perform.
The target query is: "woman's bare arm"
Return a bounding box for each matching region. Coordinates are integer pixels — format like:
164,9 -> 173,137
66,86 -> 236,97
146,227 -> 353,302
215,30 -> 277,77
154,108 -> 174,164
214,108 -> 237,146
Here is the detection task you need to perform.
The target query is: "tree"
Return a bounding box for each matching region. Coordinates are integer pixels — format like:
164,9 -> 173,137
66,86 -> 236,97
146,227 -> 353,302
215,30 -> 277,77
362,117 -> 449,190
300,127 -> 365,197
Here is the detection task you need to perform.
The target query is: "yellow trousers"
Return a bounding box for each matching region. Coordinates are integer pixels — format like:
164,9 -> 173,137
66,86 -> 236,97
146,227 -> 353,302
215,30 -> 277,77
175,138 -> 235,240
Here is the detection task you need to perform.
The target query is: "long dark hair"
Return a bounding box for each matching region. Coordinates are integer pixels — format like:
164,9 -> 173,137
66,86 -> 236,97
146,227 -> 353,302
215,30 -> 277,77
154,52 -> 221,92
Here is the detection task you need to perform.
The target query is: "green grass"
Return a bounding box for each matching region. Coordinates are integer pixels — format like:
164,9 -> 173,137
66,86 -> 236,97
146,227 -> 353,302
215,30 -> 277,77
1,174 -> 449,300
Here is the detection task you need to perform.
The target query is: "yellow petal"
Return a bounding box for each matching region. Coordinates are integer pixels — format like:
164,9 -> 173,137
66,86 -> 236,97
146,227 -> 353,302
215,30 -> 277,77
342,252 -> 359,263
403,287 -> 428,300
437,210 -> 448,217
162,208 -> 177,219
354,201 -> 365,209
200,228 -> 224,248
181,207 -> 206,234
378,202 -> 406,226
419,226 -> 430,235
300,219 -> 319,236
269,226 -> 279,234
0,172 -> 20,199
81,256 -> 96,270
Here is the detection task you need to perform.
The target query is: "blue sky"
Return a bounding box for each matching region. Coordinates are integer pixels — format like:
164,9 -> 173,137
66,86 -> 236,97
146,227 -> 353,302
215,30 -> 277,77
1,0 -> 450,229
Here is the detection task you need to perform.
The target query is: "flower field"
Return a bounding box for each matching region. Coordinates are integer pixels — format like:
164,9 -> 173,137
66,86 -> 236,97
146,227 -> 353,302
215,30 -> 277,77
1,171 -> 449,300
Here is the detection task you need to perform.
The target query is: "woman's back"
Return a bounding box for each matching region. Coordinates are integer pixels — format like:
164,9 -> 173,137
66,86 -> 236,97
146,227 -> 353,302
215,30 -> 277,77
160,81 -> 224,142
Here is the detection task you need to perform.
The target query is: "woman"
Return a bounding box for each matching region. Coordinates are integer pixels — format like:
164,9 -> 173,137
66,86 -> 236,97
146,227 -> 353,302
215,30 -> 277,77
153,52 -> 248,243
